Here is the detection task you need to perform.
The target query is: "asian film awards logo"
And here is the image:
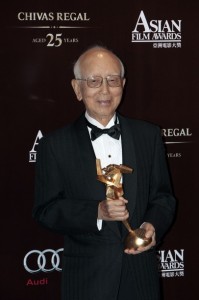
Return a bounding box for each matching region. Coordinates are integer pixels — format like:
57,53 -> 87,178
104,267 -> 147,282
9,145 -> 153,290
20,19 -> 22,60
29,130 -> 43,162
157,249 -> 184,278
132,11 -> 182,48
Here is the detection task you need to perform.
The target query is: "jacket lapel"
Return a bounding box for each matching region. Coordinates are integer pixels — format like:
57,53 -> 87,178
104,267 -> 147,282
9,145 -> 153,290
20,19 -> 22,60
74,115 -> 105,199
119,115 -> 137,222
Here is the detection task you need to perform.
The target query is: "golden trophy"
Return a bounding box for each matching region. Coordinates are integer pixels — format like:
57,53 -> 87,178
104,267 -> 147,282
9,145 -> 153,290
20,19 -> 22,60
96,159 -> 152,250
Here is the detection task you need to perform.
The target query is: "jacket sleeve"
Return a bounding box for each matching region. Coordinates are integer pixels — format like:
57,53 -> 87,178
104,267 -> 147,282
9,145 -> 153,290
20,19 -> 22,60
32,135 -> 100,235
143,127 -> 176,243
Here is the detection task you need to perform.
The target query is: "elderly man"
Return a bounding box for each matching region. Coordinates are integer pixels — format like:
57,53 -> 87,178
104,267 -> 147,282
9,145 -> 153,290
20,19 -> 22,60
33,45 -> 176,300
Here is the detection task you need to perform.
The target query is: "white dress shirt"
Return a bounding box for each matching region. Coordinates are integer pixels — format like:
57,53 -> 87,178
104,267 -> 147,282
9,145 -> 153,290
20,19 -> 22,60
85,111 -> 123,230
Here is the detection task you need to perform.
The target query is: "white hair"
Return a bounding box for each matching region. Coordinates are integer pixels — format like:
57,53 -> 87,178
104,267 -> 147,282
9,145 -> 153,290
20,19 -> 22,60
73,45 -> 125,79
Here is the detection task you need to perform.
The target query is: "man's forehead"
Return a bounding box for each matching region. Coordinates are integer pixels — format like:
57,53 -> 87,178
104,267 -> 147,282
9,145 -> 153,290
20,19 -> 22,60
80,49 -> 118,64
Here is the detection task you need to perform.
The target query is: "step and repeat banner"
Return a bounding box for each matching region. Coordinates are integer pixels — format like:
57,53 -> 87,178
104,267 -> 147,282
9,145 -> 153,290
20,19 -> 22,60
1,1 -> 198,299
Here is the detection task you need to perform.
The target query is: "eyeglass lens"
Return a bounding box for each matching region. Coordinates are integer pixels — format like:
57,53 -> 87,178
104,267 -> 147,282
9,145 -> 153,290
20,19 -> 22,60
87,76 -> 122,88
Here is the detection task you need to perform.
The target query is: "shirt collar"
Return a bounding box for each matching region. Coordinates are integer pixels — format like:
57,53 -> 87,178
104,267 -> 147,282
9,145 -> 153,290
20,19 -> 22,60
85,111 -> 117,129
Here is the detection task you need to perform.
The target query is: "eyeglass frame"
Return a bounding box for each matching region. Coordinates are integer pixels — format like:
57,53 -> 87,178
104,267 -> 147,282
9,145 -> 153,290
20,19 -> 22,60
75,75 -> 124,88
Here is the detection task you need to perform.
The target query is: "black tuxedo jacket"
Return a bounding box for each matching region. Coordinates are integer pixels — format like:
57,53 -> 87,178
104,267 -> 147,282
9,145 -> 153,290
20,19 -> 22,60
33,113 -> 176,300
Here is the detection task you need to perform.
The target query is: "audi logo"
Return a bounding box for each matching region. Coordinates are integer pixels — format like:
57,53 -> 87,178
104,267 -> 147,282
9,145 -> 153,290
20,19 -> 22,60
23,248 -> 64,273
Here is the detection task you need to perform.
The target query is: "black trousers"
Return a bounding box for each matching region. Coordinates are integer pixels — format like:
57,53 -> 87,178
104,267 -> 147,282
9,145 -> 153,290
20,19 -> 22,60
117,254 -> 161,300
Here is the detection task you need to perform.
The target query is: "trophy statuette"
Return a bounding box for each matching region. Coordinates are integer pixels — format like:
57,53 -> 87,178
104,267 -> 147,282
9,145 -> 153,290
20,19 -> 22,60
96,159 -> 152,250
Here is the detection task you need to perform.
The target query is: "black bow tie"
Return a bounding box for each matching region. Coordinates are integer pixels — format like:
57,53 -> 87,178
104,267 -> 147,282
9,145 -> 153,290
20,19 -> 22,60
86,119 -> 121,141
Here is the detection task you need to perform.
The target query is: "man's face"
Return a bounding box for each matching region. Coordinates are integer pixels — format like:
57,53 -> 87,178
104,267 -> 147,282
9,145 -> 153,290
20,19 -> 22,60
72,49 -> 125,125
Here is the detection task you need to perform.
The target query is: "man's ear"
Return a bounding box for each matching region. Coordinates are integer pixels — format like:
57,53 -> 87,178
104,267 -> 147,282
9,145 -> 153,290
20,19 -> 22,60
122,78 -> 126,88
71,79 -> 82,101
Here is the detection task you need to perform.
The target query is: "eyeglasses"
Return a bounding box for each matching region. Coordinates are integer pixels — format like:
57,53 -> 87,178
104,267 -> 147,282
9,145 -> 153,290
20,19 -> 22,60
76,75 -> 123,88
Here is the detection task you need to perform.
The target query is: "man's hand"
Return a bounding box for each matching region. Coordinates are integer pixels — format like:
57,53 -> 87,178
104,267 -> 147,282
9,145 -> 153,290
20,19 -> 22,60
124,222 -> 156,255
98,197 -> 129,221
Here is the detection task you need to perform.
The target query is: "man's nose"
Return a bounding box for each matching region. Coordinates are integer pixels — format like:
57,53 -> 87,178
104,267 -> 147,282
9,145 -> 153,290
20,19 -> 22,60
100,78 -> 110,93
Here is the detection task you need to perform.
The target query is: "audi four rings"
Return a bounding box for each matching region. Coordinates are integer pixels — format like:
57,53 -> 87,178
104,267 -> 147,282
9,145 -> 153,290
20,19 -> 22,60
23,248 -> 64,273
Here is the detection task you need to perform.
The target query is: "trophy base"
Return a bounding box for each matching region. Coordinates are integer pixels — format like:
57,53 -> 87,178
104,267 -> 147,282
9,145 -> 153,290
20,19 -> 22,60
124,228 -> 152,250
